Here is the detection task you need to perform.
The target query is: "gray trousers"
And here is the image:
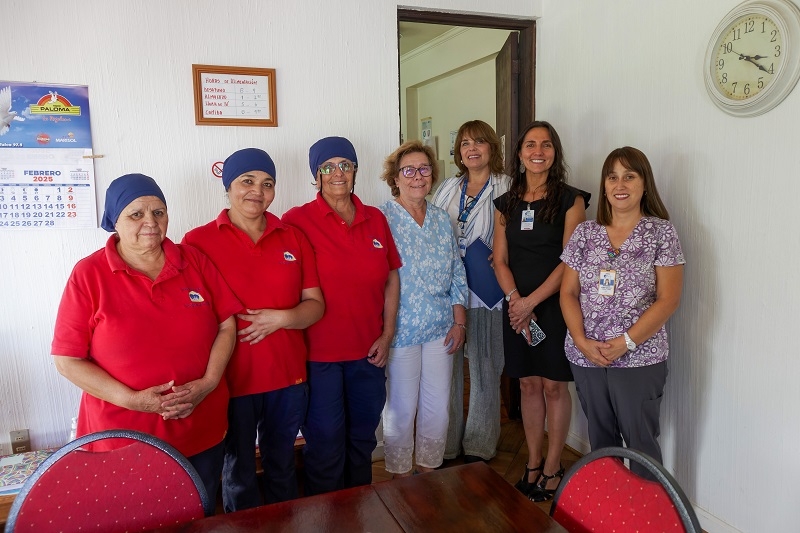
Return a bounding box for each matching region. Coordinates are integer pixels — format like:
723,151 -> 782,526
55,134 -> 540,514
444,308 -> 505,460
570,361 -> 668,479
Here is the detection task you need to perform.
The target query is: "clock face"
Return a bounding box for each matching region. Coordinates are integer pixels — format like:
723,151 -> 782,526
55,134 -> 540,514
713,14 -> 785,100
704,0 -> 800,117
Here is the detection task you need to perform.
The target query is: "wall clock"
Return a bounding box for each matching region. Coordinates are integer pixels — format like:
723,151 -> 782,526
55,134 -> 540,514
704,0 -> 800,117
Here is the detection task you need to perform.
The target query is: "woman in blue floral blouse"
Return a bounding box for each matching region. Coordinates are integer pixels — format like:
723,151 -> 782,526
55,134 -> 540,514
379,140 -> 468,477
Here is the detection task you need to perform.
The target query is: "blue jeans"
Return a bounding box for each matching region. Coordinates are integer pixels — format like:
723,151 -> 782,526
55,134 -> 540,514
302,359 -> 386,496
222,383 -> 308,511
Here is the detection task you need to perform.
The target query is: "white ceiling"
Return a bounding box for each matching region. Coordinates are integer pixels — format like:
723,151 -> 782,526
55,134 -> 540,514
398,22 -> 456,56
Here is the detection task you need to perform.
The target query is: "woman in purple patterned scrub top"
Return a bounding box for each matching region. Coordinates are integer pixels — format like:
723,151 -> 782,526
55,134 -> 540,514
560,146 -> 685,479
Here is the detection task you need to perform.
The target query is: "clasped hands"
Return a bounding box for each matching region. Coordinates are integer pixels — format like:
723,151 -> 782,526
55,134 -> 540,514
129,376 -> 217,420
575,335 -> 628,367
507,294 -> 539,334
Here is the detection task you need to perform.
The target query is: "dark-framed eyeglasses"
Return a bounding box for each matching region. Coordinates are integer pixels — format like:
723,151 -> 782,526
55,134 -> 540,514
318,161 -> 357,175
457,196 -> 477,224
398,165 -> 433,179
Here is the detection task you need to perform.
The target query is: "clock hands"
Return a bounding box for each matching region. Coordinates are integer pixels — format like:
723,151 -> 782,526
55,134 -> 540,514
732,48 -> 770,73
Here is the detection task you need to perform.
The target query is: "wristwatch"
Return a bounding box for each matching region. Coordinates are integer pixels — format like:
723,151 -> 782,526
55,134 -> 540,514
505,288 -> 518,302
623,332 -> 637,351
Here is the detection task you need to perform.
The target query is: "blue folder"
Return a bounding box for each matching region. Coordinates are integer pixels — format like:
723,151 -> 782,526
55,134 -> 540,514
463,238 -> 504,308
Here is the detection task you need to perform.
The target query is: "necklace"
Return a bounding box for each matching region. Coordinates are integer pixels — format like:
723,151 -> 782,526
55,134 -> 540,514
527,183 -> 546,202
607,246 -> 621,260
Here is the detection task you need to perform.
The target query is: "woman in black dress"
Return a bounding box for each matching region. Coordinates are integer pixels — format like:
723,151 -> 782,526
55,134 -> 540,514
493,121 -> 590,501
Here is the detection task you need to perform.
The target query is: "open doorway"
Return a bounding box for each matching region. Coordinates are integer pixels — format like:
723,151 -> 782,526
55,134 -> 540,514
397,9 -> 537,422
397,10 -> 536,174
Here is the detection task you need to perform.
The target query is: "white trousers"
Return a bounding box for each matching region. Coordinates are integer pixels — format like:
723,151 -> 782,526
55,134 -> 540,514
383,337 -> 453,473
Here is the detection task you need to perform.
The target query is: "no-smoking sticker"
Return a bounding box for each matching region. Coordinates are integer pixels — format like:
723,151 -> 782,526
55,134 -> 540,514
212,161 -> 224,179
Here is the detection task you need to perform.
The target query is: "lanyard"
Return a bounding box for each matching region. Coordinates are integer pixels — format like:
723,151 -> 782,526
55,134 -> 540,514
458,177 -> 490,224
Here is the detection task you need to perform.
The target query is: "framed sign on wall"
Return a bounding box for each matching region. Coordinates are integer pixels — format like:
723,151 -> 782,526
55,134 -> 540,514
192,64 -> 277,126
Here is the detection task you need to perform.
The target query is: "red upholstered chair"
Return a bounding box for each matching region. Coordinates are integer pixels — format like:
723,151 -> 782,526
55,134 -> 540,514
5,429 -> 213,533
550,446 -> 701,533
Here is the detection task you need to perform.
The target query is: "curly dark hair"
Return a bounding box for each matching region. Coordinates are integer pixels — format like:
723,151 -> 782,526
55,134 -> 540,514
501,121 -> 570,225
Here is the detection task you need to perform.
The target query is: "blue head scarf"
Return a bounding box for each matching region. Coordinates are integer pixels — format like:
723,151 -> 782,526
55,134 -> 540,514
222,148 -> 276,190
308,137 -> 358,178
100,174 -> 167,232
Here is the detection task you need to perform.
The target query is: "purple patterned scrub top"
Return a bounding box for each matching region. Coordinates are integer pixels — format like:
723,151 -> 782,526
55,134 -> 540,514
560,217 -> 685,368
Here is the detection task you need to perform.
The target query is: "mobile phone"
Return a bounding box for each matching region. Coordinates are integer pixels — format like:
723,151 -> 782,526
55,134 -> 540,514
521,318 -> 546,347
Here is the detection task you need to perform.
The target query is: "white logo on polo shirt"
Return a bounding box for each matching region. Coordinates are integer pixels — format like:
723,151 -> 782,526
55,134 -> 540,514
188,291 -> 205,302
372,239 -> 383,249
283,251 -> 296,261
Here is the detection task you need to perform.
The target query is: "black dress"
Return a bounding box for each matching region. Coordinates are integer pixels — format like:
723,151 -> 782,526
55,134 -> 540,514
494,185 -> 590,381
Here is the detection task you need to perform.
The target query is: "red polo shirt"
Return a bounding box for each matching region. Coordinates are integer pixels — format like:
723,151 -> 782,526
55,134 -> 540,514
51,236 -> 242,457
282,193 -> 401,362
183,210 -> 319,396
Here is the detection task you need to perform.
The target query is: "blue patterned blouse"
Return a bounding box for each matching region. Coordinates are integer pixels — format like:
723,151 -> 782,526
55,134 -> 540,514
380,200 -> 468,348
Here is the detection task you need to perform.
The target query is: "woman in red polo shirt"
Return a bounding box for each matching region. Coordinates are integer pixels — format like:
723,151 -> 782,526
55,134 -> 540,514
183,148 -> 324,510
52,173 -> 242,505
283,136 -> 401,496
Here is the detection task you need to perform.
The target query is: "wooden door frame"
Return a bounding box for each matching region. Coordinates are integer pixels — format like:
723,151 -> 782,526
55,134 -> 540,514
397,8 -> 536,138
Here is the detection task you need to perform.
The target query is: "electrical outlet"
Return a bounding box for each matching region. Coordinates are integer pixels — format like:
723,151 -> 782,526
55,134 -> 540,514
10,429 -> 31,454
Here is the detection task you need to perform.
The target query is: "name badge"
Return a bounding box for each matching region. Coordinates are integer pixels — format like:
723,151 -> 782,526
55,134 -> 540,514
458,235 -> 467,257
598,269 -> 616,296
521,209 -> 535,231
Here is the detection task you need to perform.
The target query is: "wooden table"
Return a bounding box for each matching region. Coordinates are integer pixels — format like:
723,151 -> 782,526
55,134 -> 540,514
153,463 -> 566,532
0,494 -> 15,530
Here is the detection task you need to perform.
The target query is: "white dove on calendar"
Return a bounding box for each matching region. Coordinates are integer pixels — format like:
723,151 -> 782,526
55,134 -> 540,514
0,86 -> 26,136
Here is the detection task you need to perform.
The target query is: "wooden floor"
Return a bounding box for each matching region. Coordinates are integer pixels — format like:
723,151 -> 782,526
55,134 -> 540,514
371,420 -> 582,517
370,362 -> 582,516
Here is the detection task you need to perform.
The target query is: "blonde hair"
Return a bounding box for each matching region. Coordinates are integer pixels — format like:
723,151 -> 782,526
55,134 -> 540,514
380,141 -> 439,197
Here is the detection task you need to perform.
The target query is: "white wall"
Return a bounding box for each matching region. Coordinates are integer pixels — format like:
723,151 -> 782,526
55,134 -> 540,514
2,0 -> 786,530
0,0 -> 538,449
401,27 -> 511,140
538,1 -> 800,532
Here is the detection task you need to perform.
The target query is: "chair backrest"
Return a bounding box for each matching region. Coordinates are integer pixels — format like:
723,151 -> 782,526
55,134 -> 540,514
6,429 -> 213,533
550,446 -> 701,533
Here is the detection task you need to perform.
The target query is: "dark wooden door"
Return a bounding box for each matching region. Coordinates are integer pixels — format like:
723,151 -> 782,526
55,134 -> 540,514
496,24 -> 536,172
496,31 -> 519,173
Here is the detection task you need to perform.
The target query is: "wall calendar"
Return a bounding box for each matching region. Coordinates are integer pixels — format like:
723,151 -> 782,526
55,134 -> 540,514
0,81 -> 97,230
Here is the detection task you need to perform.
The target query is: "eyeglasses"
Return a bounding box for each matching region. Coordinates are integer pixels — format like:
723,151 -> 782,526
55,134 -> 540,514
318,161 -> 357,174
398,165 -> 433,179
457,196 -> 477,224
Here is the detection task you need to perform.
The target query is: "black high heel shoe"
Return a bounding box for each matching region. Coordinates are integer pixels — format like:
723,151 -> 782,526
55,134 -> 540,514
528,464 -> 565,502
514,459 -> 544,495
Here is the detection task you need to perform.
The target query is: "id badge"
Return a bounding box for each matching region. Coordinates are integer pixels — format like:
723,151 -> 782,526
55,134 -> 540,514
598,269 -> 616,296
458,235 -> 467,257
521,209 -> 535,231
